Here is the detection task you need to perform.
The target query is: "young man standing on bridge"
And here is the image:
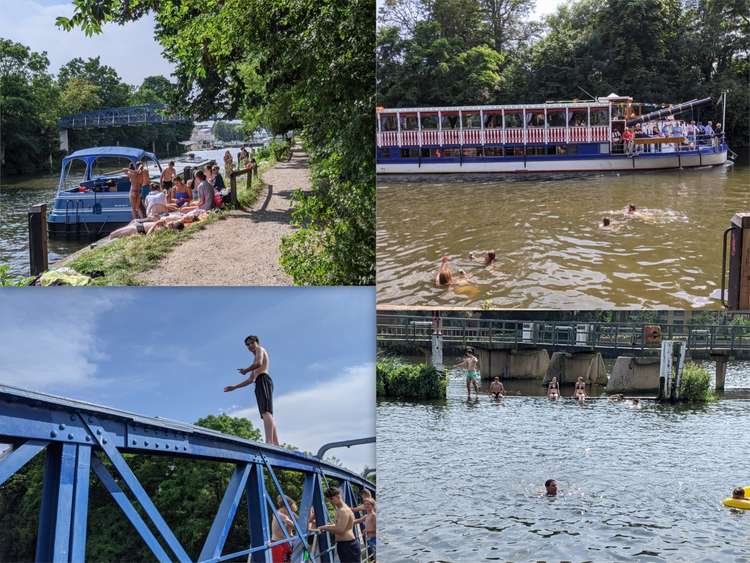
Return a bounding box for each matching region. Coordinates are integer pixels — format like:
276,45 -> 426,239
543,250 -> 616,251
453,348 -> 480,399
315,487 -> 360,563
223,335 -> 279,445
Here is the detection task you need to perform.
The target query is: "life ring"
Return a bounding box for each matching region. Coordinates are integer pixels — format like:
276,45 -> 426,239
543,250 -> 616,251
722,486 -> 750,510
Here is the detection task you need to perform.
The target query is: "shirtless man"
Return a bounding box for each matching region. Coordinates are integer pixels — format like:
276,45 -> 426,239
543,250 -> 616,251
545,479 -> 558,496
354,499 -> 376,560
224,335 -> 279,445
489,377 -> 505,399
160,161 -> 177,195
122,163 -> 144,219
454,348 -> 479,398
270,495 -> 297,563
573,376 -> 586,402
314,487 -> 359,563
547,376 -> 560,400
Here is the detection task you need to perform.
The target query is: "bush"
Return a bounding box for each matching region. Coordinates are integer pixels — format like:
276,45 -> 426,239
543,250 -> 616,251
270,139 -> 292,162
376,357 -> 447,400
679,363 -> 714,402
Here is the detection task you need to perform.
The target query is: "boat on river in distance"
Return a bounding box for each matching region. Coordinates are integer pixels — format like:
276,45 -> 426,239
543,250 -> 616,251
376,93 -> 730,174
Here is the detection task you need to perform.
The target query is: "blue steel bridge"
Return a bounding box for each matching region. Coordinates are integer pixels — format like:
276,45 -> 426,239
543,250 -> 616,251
377,314 -> 750,359
57,104 -> 192,130
0,384 -> 374,563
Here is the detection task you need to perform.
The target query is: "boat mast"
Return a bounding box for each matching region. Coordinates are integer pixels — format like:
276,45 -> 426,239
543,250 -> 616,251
722,90 -> 727,138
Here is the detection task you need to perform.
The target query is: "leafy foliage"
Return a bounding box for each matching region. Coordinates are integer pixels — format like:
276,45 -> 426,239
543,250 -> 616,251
679,362 -> 715,403
377,357 -> 447,399
378,0 -> 750,147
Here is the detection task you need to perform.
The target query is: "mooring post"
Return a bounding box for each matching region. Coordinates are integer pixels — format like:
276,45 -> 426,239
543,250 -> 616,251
711,352 -> 728,391
28,203 -> 48,276
229,172 -> 238,207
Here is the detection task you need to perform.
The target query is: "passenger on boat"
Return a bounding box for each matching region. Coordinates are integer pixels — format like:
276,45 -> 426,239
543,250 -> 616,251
547,377 -> 560,400
622,128 -> 635,155
651,125 -> 662,152
172,177 -> 192,207
123,162 -> 145,219
489,377 -> 505,399
435,256 -> 453,287
161,161 -> 177,194
195,170 -> 215,211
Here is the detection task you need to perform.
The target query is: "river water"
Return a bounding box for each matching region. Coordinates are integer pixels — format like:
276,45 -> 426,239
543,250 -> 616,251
0,148 -> 235,277
376,362 -> 750,562
377,163 -> 750,309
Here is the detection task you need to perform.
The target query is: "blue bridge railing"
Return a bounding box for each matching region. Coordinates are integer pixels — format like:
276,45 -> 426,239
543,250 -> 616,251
58,104 -> 192,130
0,384 -> 375,562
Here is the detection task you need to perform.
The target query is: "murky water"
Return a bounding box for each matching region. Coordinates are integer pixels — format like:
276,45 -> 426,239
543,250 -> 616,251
377,163 -> 750,308
376,362 -> 750,562
0,148 -> 236,277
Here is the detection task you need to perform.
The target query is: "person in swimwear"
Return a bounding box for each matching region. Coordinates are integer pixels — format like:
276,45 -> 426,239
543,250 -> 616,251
573,376 -> 586,402
172,177 -> 192,207
314,487 -> 359,563
732,487 -> 745,500
453,348 -> 480,398
270,495 -> 297,563
224,335 -> 279,445
547,376 -> 560,400
108,215 -> 185,239
545,479 -> 558,496
601,217 -> 611,228
160,161 -> 177,194
354,498 -> 376,560
489,377 -> 505,399
435,256 -> 453,287
453,269 -> 473,286
122,162 -> 144,219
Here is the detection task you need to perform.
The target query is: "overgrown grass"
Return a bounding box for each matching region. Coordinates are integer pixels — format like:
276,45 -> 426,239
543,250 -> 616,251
234,157 -> 275,209
679,362 -> 715,403
68,212 -> 223,285
376,357 -> 447,400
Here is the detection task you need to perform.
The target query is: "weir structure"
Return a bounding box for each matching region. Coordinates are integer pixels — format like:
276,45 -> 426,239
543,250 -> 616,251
0,384 -> 375,563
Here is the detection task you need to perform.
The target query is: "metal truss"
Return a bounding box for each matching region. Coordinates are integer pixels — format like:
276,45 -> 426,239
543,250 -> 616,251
58,104 -> 192,130
0,384 -> 375,562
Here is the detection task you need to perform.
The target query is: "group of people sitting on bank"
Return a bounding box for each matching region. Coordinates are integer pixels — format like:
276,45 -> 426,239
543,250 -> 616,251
270,487 -> 376,563
616,119 -> 723,155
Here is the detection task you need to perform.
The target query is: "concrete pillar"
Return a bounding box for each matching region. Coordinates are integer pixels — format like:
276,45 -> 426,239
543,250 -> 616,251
607,356 -> 661,394
714,356 -> 727,391
477,348 -> 548,380
431,334 -> 443,370
59,129 -> 69,153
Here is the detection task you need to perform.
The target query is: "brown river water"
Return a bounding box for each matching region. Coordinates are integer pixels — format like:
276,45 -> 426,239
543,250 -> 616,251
377,163 -> 750,309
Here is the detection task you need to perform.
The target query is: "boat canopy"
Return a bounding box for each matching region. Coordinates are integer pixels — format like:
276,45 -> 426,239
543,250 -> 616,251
378,101 -> 610,114
62,146 -> 157,163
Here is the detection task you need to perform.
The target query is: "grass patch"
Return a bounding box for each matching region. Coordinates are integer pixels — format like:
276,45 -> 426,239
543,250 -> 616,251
679,362 -> 715,403
377,357 -> 447,400
234,156 -> 276,209
68,212 -> 223,285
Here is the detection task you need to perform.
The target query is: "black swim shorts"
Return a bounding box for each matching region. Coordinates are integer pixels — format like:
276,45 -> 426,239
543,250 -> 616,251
335,539 -> 361,563
163,180 -> 173,189
254,373 -> 274,416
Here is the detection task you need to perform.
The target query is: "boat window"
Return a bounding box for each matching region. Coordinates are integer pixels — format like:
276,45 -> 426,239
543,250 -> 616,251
399,148 -> 420,158
441,114 -> 460,130
591,108 -> 609,126
568,110 -> 587,127
527,111 -> 545,127
91,156 -> 133,178
548,111 -> 566,127
421,148 -> 431,158
400,114 -> 419,131
380,114 -> 398,131
463,112 -> 481,129
420,114 -> 439,129
63,158 -> 87,189
484,113 -> 502,128
443,148 -> 461,157
379,148 -> 394,159
484,147 -> 505,157
462,147 -> 482,157
504,112 -> 523,128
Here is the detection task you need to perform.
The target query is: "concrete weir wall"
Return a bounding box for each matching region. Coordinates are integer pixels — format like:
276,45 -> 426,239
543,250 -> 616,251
606,356 -> 661,393
545,352 -> 608,386
478,348 -> 549,380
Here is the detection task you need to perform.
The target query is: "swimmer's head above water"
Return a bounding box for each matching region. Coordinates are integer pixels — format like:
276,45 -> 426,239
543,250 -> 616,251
545,479 -> 557,496
628,204 -> 636,214
485,251 -> 496,266
733,487 -> 745,499
602,217 -> 611,227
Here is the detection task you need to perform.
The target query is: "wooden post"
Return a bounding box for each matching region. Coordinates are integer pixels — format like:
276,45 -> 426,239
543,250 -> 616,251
230,172 -> 238,207
28,203 -> 48,276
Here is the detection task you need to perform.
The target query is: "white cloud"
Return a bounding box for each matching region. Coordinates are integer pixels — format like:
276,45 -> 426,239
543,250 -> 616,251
230,364 -> 376,474
5,0 -> 176,85
0,292 -> 121,389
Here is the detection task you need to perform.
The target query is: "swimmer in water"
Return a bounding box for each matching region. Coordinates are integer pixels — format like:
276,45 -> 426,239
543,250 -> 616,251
453,269 -> 473,286
484,251 -> 496,267
573,376 -> 586,402
545,479 -> 557,497
453,347 -> 480,399
489,377 -> 505,399
435,256 -> 453,288
601,217 -> 611,228
628,204 -> 637,215
547,377 -> 560,400
732,487 -> 745,500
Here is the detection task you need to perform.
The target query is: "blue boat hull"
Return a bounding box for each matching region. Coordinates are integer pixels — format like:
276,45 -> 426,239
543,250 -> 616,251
48,192 -> 134,239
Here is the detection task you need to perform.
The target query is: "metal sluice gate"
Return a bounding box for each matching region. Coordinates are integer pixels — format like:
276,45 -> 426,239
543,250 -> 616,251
0,384 -> 375,563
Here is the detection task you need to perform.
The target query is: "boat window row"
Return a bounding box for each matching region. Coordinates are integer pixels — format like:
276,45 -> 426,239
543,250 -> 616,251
383,145 -> 587,159
380,109 -> 610,131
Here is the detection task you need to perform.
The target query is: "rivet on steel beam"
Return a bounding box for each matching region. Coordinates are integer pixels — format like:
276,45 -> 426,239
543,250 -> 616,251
144,441 -> 149,446
165,444 -> 169,449
59,424 -> 65,430
96,429 -> 102,435
68,433 -> 74,440
155,443 -> 159,448
85,436 -> 91,442
102,439 -> 107,444
132,440 -> 137,445
50,431 -> 57,438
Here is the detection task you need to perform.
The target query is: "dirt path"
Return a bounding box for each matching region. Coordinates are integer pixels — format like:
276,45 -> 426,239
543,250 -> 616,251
138,150 -> 310,285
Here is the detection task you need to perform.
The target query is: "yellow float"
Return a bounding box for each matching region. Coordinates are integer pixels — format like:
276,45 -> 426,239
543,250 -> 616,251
723,486 -> 750,510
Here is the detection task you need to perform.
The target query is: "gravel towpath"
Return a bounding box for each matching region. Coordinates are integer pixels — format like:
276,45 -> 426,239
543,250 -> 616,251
137,150 -> 310,286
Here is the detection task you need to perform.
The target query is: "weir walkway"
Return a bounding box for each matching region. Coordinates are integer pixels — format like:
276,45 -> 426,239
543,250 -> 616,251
0,384 -> 374,563
377,314 -> 750,359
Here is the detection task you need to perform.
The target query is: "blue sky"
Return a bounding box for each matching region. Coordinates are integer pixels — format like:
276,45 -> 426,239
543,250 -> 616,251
4,0 -> 175,85
0,287 -> 375,471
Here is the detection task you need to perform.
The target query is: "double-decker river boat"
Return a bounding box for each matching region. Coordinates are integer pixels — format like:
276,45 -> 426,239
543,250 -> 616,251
376,93 -> 730,174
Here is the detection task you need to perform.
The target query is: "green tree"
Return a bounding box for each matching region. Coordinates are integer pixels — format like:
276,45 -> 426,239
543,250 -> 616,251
58,76 -> 101,115
131,75 -> 174,105
57,56 -> 132,108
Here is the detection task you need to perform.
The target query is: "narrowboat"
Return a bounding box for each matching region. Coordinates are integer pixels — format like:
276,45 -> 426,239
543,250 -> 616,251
48,147 -> 162,239
376,93 -> 730,174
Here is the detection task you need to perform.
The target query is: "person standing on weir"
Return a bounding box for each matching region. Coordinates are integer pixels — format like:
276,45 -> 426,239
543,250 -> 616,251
224,335 -> 279,445
453,348 -> 480,398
